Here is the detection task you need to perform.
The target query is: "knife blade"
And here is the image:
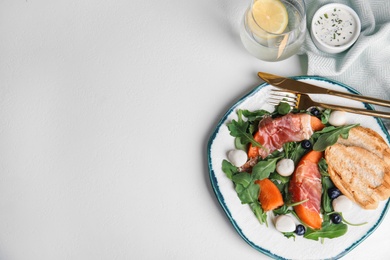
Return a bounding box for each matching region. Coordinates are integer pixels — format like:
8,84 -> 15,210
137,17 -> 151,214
258,72 -> 390,108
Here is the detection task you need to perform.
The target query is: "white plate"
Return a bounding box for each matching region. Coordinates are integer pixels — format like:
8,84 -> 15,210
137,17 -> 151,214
207,76 -> 390,260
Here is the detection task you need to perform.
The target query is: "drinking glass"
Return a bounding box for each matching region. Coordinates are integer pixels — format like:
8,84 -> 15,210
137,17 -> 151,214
240,0 -> 306,62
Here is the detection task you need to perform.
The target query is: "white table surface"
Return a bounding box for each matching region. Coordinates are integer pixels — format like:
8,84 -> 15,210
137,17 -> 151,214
0,1 -> 389,259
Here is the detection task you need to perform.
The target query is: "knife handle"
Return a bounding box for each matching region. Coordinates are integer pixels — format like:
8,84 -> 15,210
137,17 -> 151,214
329,90 -> 390,108
318,102 -> 390,119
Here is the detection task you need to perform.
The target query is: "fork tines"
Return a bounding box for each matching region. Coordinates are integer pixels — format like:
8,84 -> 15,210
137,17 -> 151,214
268,89 -> 297,108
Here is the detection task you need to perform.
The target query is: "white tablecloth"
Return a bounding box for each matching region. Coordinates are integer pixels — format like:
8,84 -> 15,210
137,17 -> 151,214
0,0 -> 389,259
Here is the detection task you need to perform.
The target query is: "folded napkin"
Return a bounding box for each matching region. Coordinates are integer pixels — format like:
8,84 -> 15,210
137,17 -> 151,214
301,0 -> 390,107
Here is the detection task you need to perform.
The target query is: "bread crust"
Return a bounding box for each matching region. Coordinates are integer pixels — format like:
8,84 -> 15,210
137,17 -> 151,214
325,126 -> 390,209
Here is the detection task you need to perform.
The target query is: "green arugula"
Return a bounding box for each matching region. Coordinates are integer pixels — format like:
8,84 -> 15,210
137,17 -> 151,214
250,202 -> 268,225
282,231 -> 296,240
252,157 -> 280,180
283,141 -> 307,165
276,102 -> 291,115
321,178 -> 334,214
222,159 -> 238,180
313,124 -> 359,151
232,172 -> 253,190
221,156 -> 281,225
227,110 -> 263,149
321,109 -> 331,124
304,222 -> 348,241
318,158 -> 334,216
221,161 -> 259,204
222,161 -> 260,204
273,205 -> 291,215
318,158 -> 329,177
235,182 -> 259,204
241,109 -> 270,121
222,104 -> 365,242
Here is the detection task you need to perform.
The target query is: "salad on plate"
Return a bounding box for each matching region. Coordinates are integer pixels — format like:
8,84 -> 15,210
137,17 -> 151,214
208,77 -> 390,259
222,102 -> 365,241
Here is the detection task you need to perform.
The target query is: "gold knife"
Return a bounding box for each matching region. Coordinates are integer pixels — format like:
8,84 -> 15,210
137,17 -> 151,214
258,72 -> 390,108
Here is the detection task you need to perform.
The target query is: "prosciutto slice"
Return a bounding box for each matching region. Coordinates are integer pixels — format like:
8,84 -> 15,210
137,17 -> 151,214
254,113 -> 313,159
289,159 -> 322,213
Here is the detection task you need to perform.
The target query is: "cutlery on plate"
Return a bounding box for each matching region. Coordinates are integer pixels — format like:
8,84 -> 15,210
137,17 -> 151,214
258,72 -> 390,108
268,90 -> 390,119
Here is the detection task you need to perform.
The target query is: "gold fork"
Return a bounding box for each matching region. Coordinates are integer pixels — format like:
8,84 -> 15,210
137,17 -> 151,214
268,90 -> 390,119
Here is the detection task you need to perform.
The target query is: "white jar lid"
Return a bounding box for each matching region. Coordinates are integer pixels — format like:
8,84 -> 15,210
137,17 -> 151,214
311,3 -> 361,54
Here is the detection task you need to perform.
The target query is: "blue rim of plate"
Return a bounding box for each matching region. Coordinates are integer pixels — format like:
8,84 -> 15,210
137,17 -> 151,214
207,75 -> 390,260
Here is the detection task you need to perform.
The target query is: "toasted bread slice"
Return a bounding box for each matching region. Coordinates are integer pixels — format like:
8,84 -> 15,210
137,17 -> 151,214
336,126 -> 390,166
325,126 -> 390,209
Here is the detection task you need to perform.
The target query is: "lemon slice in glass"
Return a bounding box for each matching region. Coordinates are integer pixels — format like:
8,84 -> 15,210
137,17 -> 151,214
252,0 -> 288,34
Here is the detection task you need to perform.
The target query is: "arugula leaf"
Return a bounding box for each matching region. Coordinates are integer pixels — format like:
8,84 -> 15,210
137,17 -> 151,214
234,137 -> 247,151
227,119 -> 250,142
236,182 -> 259,204
235,183 -> 245,194
230,172 -> 260,204
232,172 -> 252,187
340,131 -> 349,139
282,142 -> 294,158
322,212 -> 330,223
313,126 -> 337,135
248,123 -> 257,136
241,109 -> 270,121
222,160 -> 238,180
269,171 -> 290,184
276,102 -> 291,115
318,158 -> 329,177
250,202 -> 268,225
321,176 -> 333,213
252,157 -> 279,180
273,204 -> 292,215
304,223 -> 348,241
318,157 -> 334,213
283,141 -> 306,165
313,124 -> 359,151
269,170 -> 291,199
227,119 -> 263,148
282,232 -> 296,240
321,109 -> 331,124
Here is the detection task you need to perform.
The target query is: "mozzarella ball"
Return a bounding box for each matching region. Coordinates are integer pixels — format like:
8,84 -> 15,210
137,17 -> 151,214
276,158 -> 295,177
329,111 -> 347,126
275,215 -> 296,233
332,195 -> 352,213
228,150 -> 248,167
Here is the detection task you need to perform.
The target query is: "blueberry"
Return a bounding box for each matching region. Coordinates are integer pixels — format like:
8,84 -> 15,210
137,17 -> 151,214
328,187 -> 342,200
310,107 -> 320,116
295,224 -> 306,236
301,139 -> 312,149
331,213 -> 342,224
